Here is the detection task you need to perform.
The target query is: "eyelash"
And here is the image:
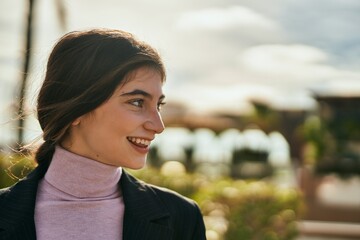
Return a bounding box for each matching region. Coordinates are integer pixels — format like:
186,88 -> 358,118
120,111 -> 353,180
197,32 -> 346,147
130,99 -> 144,108
157,102 -> 166,111
129,99 -> 166,111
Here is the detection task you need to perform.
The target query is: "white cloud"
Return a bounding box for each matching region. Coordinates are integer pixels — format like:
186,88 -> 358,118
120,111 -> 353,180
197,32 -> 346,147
166,42 -> 360,114
166,83 -> 289,115
310,78 -> 360,97
165,43 -> 360,114
1,0 -> 360,141
238,44 -> 360,83
242,44 -> 328,64
176,6 -> 278,31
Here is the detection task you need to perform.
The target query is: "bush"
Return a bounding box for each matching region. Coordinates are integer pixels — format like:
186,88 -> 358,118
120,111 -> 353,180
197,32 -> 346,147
128,162 -> 203,198
131,163 -> 304,240
0,156 -> 303,239
0,154 -> 36,189
194,179 -> 303,240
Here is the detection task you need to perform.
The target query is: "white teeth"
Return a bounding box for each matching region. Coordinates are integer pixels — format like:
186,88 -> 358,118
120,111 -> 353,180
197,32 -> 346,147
128,137 -> 150,146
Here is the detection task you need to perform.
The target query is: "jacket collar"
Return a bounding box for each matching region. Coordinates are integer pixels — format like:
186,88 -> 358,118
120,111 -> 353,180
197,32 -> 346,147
120,172 -> 173,239
0,162 -> 173,240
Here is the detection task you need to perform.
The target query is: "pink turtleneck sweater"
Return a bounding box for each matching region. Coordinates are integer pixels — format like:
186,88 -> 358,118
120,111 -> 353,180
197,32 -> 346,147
34,146 -> 124,240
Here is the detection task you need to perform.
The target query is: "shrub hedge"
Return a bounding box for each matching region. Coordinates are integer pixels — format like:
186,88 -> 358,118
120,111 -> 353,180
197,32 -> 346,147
0,156 -> 303,240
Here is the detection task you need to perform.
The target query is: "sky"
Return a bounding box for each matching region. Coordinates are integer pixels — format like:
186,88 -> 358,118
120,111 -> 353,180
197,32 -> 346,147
1,0 -> 360,144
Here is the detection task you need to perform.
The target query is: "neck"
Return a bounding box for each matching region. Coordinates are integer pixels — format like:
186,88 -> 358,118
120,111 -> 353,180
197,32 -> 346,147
44,145 -> 122,198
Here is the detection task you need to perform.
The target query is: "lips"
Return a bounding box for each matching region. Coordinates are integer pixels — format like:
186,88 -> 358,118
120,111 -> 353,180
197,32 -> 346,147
127,137 -> 150,148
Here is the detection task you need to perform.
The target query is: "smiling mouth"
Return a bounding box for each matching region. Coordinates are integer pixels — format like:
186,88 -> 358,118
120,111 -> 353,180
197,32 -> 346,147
127,137 -> 150,148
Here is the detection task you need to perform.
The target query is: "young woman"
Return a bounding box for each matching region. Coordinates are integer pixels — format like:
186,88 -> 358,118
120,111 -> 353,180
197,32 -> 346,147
0,29 -> 206,240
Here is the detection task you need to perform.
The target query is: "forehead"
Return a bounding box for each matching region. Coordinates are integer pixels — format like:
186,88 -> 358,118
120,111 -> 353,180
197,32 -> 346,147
115,67 -> 164,95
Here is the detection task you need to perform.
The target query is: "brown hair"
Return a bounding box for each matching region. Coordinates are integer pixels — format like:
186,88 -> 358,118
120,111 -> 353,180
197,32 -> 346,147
35,29 -> 166,165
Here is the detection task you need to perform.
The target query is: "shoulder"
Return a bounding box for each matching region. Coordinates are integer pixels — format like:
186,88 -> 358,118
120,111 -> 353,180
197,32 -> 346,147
0,182 -> 21,205
121,171 -> 207,239
148,183 -> 200,212
0,187 -> 10,202
0,178 -> 38,236
142,180 -> 207,239
0,165 -> 44,207
0,178 -> 35,207
124,171 -> 200,213
125,172 -> 204,222
0,186 -> 10,195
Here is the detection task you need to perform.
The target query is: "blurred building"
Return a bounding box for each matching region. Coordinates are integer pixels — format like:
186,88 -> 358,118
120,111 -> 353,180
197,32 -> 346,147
314,95 -> 360,175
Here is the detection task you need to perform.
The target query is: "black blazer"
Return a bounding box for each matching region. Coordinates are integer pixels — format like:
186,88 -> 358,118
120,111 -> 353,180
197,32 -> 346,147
0,162 -> 206,240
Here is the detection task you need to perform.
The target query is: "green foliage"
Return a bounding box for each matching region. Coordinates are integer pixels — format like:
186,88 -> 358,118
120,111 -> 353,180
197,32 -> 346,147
131,166 -> 304,240
128,165 -> 202,198
194,179 -> 303,240
302,115 -> 360,176
0,154 -> 36,188
302,116 -> 327,160
0,156 -> 303,240
326,107 -> 360,141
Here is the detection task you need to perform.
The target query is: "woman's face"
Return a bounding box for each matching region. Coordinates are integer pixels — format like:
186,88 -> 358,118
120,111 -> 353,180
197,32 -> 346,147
61,67 -> 165,169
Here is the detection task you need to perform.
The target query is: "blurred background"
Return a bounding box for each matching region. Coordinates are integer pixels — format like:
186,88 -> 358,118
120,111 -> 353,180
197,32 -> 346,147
1,0 -> 360,239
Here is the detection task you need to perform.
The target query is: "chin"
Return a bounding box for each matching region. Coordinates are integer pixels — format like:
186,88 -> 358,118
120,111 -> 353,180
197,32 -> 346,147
126,158 -> 147,170
129,164 -> 146,170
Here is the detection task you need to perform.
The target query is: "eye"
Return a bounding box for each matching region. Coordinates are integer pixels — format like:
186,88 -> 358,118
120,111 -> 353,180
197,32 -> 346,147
129,99 -> 144,108
157,101 -> 166,111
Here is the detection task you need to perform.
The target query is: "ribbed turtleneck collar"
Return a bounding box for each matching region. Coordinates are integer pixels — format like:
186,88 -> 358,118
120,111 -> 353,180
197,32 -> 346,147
44,145 -> 122,198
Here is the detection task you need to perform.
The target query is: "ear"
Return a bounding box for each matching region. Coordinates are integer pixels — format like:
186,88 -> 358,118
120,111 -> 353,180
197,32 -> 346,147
72,117 -> 81,126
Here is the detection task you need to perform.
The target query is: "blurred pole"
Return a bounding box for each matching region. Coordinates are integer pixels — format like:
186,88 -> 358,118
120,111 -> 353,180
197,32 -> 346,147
55,0 -> 67,30
17,0 -> 35,147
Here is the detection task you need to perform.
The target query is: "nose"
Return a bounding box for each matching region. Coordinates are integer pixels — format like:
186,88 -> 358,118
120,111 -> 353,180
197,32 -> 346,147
144,110 -> 165,134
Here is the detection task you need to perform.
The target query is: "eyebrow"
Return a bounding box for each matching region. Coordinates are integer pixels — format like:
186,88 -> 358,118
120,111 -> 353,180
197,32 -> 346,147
120,89 -> 165,101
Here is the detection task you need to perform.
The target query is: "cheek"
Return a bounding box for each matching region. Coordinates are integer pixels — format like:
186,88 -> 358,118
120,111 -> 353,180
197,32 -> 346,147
97,100 -> 148,135
107,111 -> 144,134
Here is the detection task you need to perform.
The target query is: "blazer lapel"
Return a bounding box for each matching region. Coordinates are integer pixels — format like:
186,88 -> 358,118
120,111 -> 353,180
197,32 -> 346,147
120,171 -> 173,240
